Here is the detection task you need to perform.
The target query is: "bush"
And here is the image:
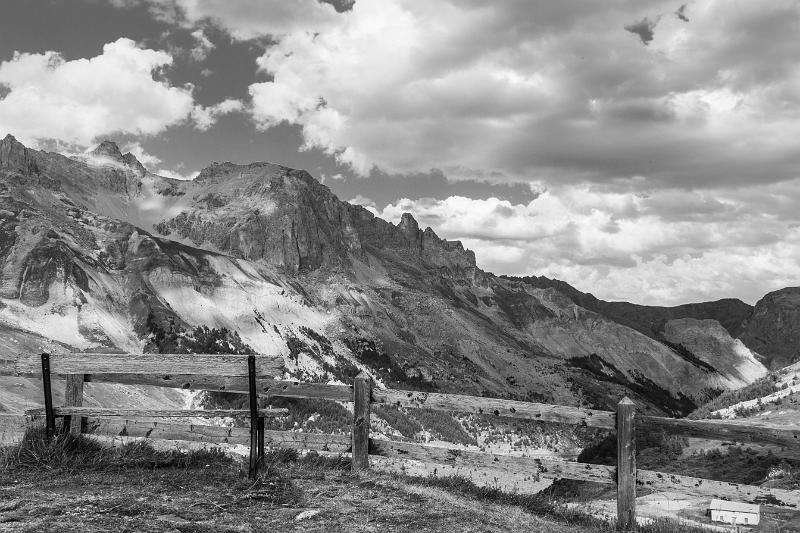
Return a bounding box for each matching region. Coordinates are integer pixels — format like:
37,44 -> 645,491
578,429 -> 685,469
265,397 -> 352,434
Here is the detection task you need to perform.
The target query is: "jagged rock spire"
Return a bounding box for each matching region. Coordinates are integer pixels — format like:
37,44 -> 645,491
398,212 -> 420,234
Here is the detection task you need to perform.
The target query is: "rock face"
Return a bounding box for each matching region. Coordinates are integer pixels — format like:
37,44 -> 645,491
0,137 -> 789,417
663,318 -> 766,387
1,134 -> 40,176
740,287 -> 800,369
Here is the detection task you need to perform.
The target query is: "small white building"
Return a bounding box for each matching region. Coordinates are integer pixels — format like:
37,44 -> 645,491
708,499 -> 760,526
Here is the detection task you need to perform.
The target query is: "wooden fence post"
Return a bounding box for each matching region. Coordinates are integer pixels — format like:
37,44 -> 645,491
40,353 -> 55,439
352,372 -> 371,472
64,374 -> 85,436
617,397 -> 636,531
247,355 -> 259,479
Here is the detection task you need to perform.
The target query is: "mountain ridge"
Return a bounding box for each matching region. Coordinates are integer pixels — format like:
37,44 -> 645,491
0,135 -> 787,418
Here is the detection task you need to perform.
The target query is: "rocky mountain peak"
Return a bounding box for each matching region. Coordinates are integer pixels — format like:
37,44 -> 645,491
398,212 -> 420,234
91,140 -> 124,162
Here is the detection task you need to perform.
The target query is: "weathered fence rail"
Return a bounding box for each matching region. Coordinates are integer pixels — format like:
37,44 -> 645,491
4,352 -> 800,530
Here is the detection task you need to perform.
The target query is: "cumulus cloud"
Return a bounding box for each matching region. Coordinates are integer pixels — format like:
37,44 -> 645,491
191,98 -> 245,130
372,181 -> 800,305
127,0 -> 340,39
0,38 -> 195,146
236,0 -> 800,189
190,28 -> 215,61
0,37 -> 242,145
121,141 -> 162,167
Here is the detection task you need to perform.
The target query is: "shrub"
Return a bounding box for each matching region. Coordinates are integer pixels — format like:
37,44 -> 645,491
1,425 -> 233,473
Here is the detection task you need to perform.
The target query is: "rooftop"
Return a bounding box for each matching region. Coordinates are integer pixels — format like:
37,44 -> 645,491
708,499 -> 760,514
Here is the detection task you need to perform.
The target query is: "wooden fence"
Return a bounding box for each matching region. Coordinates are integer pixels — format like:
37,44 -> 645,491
4,352 -> 800,530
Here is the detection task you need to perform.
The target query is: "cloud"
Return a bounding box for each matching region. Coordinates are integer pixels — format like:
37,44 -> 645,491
191,98 -> 245,130
371,180 -> 800,305
155,167 -> 199,181
190,28 -> 215,61
121,142 -> 162,167
233,0 -> 800,190
624,16 -> 659,45
128,0 -> 340,39
0,38 -> 194,146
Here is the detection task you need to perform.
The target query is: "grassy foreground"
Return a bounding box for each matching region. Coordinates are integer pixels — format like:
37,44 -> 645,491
1,428 -> 712,533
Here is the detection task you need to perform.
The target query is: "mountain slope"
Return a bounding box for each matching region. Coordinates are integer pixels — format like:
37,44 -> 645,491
739,287 -> 800,369
0,134 -> 770,417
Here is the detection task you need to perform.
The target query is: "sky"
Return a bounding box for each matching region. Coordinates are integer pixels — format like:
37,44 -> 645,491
0,0 -> 798,306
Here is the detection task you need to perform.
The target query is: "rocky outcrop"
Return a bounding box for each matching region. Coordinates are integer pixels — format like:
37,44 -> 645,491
154,162 -> 476,275
350,208 -> 476,271
740,287 -> 800,369
0,134 -> 40,176
154,162 -> 366,273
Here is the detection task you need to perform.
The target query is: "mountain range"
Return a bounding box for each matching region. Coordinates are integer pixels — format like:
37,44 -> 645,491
1,134 -> 797,417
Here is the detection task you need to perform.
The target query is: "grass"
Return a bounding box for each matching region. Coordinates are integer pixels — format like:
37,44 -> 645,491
395,473 -> 712,533
0,426 -> 744,532
1,425 -> 234,474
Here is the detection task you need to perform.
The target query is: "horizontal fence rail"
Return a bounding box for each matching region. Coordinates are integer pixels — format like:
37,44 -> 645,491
11,353 -> 284,377
82,418 -> 351,453
26,407 -> 289,418
372,389 -> 617,429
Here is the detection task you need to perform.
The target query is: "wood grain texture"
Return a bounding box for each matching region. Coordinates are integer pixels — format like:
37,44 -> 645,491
12,374 -> 355,401
637,469 -> 800,508
368,439 -> 616,483
352,372 -> 371,472
13,353 -> 284,377
84,418 -> 351,452
64,374 -> 84,436
26,407 -> 289,418
642,415 -> 800,448
616,397 -> 636,530
372,389 -> 616,429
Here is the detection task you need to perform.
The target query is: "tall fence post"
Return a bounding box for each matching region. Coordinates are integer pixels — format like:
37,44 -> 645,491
64,374 -> 85,436
617,397 -> 636,531
40,353 -> 55,439
247,355 -> 259,479
352,372 -> 371,472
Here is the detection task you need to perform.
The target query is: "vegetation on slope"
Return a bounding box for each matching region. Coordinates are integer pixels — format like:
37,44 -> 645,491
689,371 -> 786,419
